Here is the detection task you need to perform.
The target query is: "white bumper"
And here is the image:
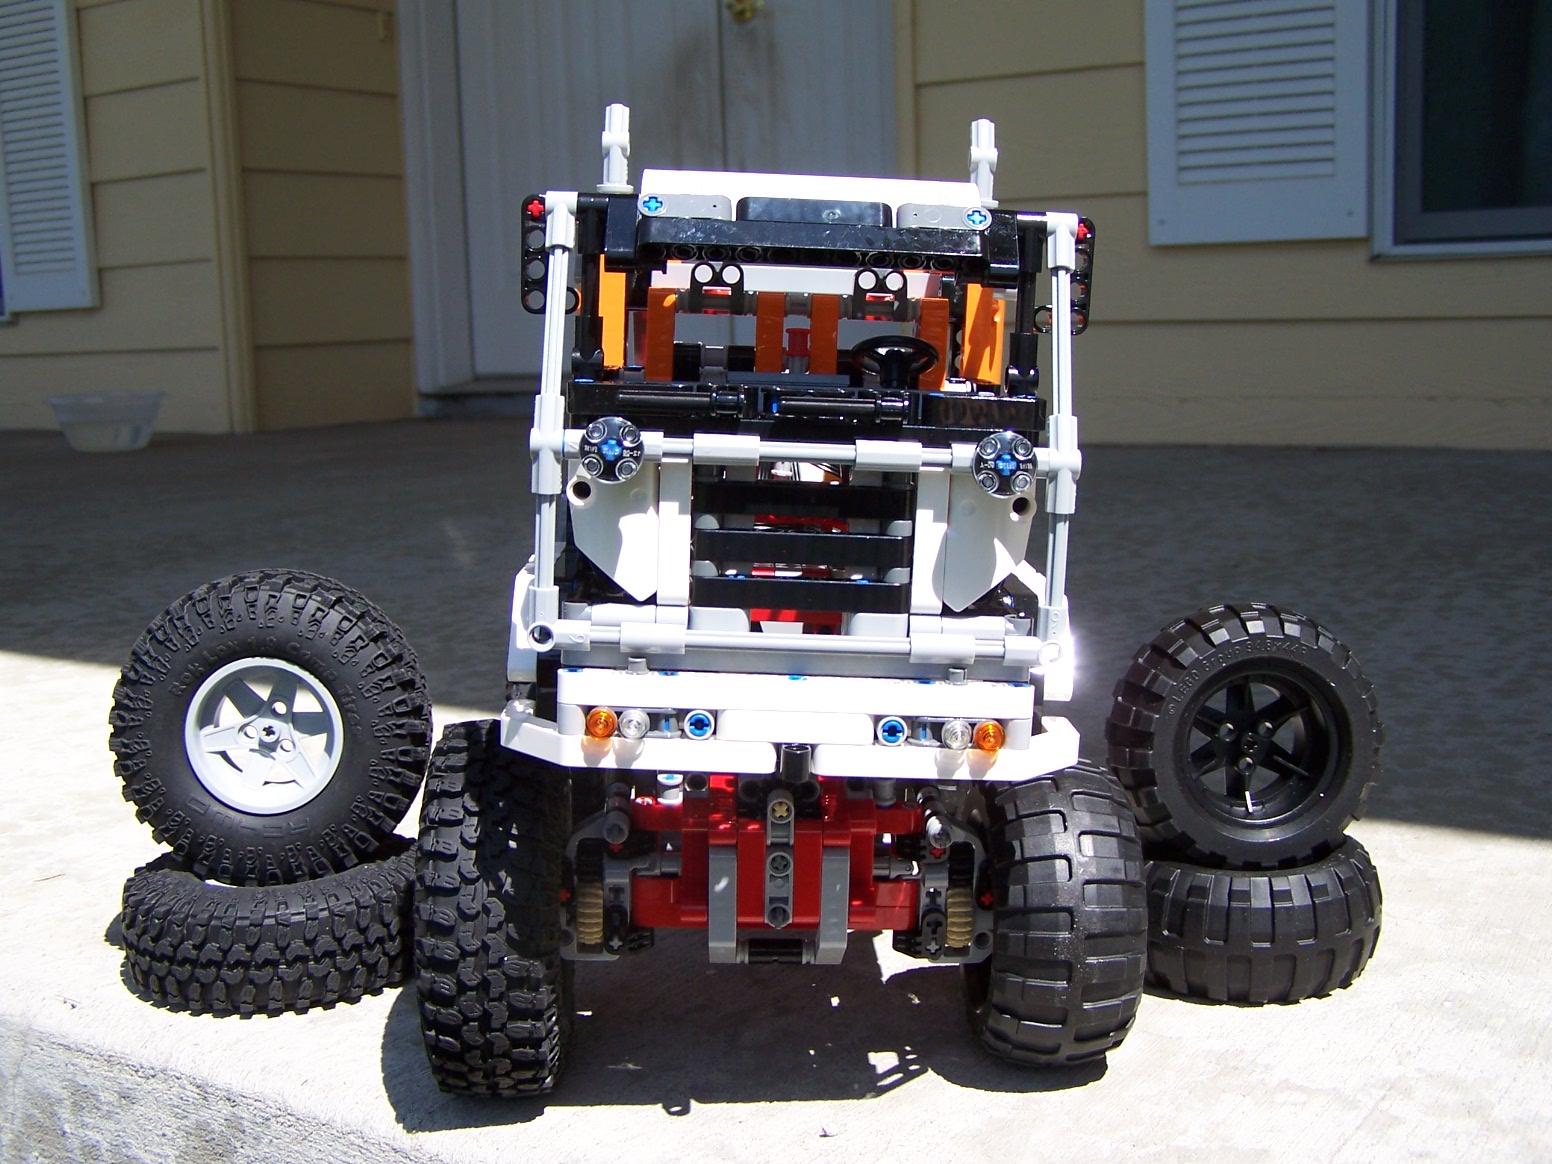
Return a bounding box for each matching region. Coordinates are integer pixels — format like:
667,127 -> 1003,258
813,717 -> 1077,780
498,667 -> 1079,781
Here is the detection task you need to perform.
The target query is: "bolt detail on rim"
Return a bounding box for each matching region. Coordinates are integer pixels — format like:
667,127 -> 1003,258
181,656 -> 345,815
1180,666 -> 1343,827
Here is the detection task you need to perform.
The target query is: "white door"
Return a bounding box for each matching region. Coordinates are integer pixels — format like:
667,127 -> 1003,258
456,0 -> 896,378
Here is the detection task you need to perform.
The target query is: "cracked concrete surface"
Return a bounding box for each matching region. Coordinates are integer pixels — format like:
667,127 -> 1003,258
1,421 -> 1549,1163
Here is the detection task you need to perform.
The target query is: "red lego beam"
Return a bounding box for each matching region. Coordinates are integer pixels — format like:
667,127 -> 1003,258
628,776 -> 921,932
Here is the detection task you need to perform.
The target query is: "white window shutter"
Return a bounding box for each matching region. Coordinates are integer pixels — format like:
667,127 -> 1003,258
0,0 -> 98,311
1145,0 -> 1369,245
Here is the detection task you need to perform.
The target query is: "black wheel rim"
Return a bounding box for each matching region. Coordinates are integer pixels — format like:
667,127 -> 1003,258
1175,661 -> 1349,829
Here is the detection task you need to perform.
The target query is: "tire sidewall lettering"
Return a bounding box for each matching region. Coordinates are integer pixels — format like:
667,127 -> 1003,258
1165,640 -> 1322,717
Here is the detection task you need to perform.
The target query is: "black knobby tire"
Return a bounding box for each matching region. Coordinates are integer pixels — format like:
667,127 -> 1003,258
109,570 -> 432,885
414,720 -> 573,1097
964,762 -> 1148,1065
1146,838 -> 1382,1004
120,841 -> 414,1016
1106,602 -> 1382,868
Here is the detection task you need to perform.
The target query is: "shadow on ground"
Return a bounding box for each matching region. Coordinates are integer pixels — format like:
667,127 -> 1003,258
379,930 -> 1101,1129
5,423 -> 1550,839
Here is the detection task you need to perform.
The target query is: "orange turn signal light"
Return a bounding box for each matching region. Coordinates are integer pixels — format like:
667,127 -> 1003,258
585,707 -> 618,740
973,720 -> 1006,752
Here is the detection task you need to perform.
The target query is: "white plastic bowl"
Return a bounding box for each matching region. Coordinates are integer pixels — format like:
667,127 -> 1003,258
45,391 -> 164,452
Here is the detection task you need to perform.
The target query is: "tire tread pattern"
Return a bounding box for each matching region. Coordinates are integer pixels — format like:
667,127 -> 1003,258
413,720 -> 572,1097
120,844 -> 414,1016
1146,838 -> 1382,1004
109,569 -> 431,885
970,762 -> 1148,1065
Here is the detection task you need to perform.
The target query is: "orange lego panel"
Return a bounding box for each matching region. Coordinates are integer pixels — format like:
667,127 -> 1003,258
645,286 -> 677,381
916,296 -> 950,389
755,292 -> 786,373
599,258 -> 627,370
809,294 -> 840,375
962,283 -> 1005,387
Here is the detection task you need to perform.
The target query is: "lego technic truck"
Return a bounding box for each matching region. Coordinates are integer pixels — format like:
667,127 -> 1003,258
109,106 -> 1384,1091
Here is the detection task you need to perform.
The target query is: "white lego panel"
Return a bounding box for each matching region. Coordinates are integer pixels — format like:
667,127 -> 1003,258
506,568 -> 538,682
910,467 -> 950,614
557,668 -> 1035,719
846,612 -> 907,637
567,460 -> 659,602
656,457 -> 692,606
1040,652 -> 1076,703
1011,559 -> 1046,598
689,606 -> 751,632
813,717 -> 1079,782
639,168 -> 982,216
941,474 -> 1036,612
501,706 -> 776,773
716,710 -> 874,746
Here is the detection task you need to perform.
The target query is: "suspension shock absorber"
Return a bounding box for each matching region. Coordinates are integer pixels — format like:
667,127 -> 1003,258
574,840 -> 606,949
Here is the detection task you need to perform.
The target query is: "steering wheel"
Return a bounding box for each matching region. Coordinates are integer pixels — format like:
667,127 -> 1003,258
849,335 -> 939,391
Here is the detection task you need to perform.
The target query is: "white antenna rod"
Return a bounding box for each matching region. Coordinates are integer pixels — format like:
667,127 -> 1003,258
969,118 -> 998,207
599,103 -> 632,194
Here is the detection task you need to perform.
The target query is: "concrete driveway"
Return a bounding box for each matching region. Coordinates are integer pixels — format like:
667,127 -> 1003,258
2,421 -> 1549,1163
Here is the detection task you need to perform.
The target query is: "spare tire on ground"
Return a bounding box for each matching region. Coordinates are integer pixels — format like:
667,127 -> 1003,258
119,839 -> 415,1016
1107,602 -> 1383,869
1145,837 -> 1382,1005
109,569 -> 431,885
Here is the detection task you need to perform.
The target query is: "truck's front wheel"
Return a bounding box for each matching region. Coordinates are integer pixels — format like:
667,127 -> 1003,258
964,763 -> 1148,1066
413,720 -> 573,1096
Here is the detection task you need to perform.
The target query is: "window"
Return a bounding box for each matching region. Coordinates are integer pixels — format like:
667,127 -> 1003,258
1376,0 -> 1552,255
0,0 -> 98,312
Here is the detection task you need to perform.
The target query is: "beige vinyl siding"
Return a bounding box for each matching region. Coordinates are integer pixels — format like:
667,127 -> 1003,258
0,0 -> 232,434
252,340 -> 412,428
899,0 -> 1552,448
231,0 -> 413,430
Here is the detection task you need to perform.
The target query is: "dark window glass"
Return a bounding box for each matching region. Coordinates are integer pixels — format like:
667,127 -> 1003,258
1395,0 -> 1552,243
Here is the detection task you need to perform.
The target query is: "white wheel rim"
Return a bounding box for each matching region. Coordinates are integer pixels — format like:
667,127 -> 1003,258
183,656 -> 346,815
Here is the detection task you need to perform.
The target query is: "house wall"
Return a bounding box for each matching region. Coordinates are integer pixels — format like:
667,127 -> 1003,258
894,0 -> 1552,448
230,0 -> 414,429
0,0 -> 240,434
0,0 -> 414,435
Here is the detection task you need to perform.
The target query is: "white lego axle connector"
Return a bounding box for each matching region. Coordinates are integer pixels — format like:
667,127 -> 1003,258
599,103 -> 632,194
969,118 -> 998,207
